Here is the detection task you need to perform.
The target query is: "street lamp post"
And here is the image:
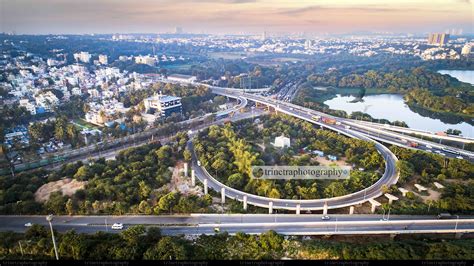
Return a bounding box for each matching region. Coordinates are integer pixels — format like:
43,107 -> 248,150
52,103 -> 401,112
46,214 -> 59,260
455,215 -> 459,231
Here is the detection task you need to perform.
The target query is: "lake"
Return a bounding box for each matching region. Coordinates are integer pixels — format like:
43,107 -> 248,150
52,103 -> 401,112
438,70 -> 474,85
324,94 -> 474,138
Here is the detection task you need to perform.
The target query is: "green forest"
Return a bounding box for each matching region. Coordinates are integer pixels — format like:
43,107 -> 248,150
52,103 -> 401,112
0,132 -> 212,215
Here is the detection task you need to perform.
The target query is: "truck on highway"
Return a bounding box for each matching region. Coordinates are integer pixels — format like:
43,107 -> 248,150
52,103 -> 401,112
441,147 -> 461,155
437,213 -> 453,219
408,142 -> 418,148
322,117 -> 336,125
312,115 -> 321,121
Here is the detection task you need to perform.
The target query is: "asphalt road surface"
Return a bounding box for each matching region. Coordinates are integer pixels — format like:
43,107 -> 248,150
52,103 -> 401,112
2,214 -> 473,236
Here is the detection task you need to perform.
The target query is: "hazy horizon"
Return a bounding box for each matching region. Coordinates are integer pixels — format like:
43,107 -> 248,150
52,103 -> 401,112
0,0 -> 472,35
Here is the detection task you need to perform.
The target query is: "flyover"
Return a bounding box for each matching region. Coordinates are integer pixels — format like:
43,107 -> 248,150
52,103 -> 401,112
211,86 -> 474,159
190,89 -> 400,212
189,85 -> 473,212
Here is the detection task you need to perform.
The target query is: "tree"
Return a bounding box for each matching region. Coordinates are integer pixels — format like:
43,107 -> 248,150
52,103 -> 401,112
156,192 -> 178,213
143,236 -> 187,260
65,198 -> 75,215
183,149 -> 192,161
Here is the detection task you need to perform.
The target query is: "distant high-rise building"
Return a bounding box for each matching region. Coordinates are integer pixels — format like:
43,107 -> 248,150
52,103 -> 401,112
428,33 -> 449,46
175,27 -> 183,34
98,54 -> 108,65
305,39 -> 313,50
461,43 -> 472,56
262,31 -> 267,41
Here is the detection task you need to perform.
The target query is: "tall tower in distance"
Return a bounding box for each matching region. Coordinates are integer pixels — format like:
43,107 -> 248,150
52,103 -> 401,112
175,27 -> 183,34
428,33 -> 449,46
262,30 -> 267,41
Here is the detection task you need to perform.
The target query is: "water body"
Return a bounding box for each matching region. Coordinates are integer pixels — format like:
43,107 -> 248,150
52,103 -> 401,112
324,94 -> 474,138
438,70 -> 474,85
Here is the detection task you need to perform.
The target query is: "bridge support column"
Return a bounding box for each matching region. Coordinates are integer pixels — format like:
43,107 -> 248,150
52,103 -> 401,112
243,195 -> 248,211
296,204 -> 301,215
203,179 -> 208,195
368,199 -> 381,213
183,163 -> 188,177
221,188 -> 225,204
455,232 -> 463,239
269,202 -> 273,214
323,202 -> 328,215
390,233 -> 397,240
191,170 -> 195,186
349,206 -> 355,215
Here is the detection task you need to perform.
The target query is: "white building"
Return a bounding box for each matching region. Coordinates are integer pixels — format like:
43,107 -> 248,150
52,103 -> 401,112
273,135 -> 290,148
135,55 -> 156,66
73,52 -> 92,63
143,93 -> 182,118
461,43 -> 472,56
167,74 -> 197,83
19,99 -> 36,115
35,91 -> 59,112
98,54 -> 108,65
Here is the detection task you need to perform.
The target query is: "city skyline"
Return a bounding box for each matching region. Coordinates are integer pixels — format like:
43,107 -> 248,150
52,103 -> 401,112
0,0 -> 472,35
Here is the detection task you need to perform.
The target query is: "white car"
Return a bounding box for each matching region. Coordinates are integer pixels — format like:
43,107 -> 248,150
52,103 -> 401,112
24,222 -> 33,227
426,145 -> 433,149
456,156 -> 463,160
197,161 -> 201,166
111,223 -> 123,230
426,150 -> 432,153
321,215 -> 331,220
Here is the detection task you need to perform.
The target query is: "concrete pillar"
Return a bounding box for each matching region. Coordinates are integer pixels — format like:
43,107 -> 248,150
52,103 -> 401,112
243,195 -> 248,210
269,202 -> 273,214
390,233 -> 397,241
183,163 -> 188,177
371,204 -> 376,213
385,193 -> 399,205
323,202 -> 328,215
369,199 -> 381,213
191,170 -> 195,186
203,179 -> 208,195
221,188 -> 225,204
296,204 -> 301,215
455,232 -> 463,239
349,206 -> 355,215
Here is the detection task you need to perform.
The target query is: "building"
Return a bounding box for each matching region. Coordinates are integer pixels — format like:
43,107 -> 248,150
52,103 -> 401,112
98,54 -> 108,65
19,99 -> 37,115
427,33 -> 449,46
167,74 -> 196,83
73,52 -> 92,63
273,135 -> 290,148
35,91 -> 59,112
143,93 -> 182,118
461,43 -> 472,57
135,55 -> 156,66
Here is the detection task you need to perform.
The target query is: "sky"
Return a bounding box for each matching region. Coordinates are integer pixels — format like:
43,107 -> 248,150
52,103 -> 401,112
0,0 -> 472,35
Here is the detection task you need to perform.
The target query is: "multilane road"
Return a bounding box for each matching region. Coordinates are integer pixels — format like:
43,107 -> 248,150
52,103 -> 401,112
2,214 -> 473,236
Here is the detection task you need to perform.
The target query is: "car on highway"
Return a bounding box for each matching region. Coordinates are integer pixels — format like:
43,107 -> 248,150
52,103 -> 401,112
214,227 -> 220,233
197,161 -> 201,166
426,145 -> 433,149
111,223 -> 124,230
24,222 -> 33,227
456,156 -> 463,160
321,215 -> 331,220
